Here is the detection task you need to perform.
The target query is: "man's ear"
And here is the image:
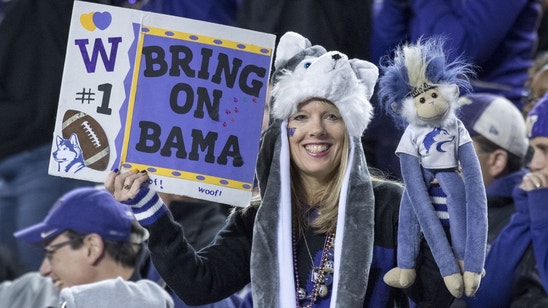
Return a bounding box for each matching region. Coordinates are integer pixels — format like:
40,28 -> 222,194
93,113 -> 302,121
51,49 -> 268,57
489,149 -> 509,178
84,233 -> 105,265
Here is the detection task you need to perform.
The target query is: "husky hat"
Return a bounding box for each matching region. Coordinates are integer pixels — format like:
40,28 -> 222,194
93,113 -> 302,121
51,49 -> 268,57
251,31 -> 379,307
526,91 -> 548,139
271,32 -> 377,137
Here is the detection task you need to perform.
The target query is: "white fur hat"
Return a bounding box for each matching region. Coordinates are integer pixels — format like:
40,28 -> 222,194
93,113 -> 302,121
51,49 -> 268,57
270,32 -> 378,137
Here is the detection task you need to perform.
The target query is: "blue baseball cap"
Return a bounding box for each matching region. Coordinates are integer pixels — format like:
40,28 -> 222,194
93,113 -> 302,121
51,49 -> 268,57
14,187 -> 137,244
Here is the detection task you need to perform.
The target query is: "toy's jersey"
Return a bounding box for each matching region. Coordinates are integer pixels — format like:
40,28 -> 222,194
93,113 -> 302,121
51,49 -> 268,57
396,118 -> 472,169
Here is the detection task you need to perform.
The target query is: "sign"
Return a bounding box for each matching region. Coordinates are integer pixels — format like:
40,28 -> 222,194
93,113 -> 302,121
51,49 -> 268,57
49,2 -> 275,207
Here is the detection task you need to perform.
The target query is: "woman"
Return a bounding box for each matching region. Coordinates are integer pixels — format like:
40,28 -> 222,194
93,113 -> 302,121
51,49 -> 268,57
106,32 -> 452,307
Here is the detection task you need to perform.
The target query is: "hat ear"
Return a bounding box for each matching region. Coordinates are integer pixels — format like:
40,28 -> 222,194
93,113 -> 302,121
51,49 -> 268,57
274,31 -> 311,70
349,59 -> 379,100
437,84 -> 460,102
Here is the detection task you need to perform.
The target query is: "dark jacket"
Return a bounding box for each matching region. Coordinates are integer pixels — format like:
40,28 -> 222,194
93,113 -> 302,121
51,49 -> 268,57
0,0 -> 118,161
371,0 -> 541,109
146,180 -> 453,307
237,0 -> 373,61
461,171 -> 548,307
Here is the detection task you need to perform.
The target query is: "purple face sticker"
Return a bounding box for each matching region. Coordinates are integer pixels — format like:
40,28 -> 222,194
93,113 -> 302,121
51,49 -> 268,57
288,127 -> 296,137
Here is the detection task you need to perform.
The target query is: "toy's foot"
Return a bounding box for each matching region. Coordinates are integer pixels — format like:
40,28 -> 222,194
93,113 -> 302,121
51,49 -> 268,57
383,267 -> 416,288
443,273 -> 464,298
463,271 -> 483,297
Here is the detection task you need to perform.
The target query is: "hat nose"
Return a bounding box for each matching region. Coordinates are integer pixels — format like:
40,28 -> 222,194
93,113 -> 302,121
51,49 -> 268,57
332,53 -> 341,61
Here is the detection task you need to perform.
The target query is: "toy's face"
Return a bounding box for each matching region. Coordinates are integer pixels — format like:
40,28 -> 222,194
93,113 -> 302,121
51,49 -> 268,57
414,88 -> 450,123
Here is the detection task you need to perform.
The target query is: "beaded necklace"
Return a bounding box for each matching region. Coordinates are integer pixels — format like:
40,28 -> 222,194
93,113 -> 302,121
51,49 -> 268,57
293,229 -> 335,308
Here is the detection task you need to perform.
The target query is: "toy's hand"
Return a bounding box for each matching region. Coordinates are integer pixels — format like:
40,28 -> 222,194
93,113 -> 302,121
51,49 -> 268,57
443,273 -> 463,298
463,271 -> 484,297
383,267 -> 416,288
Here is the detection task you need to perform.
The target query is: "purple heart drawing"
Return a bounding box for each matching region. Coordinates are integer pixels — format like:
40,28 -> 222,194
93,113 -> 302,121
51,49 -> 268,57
93,12 -> 112,30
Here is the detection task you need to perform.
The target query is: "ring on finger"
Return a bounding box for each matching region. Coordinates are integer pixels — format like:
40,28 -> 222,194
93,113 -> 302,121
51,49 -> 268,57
535,182 -> 542,188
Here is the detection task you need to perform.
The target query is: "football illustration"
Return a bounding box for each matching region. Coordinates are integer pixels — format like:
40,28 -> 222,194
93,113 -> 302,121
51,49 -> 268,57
61,109 -> 110,171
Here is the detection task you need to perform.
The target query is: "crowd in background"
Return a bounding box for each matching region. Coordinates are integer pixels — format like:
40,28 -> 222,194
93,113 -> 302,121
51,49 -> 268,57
1,0 -> 548,307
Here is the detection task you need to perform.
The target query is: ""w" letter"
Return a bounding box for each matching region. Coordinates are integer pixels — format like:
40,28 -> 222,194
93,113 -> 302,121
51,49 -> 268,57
74,37 -> 123,73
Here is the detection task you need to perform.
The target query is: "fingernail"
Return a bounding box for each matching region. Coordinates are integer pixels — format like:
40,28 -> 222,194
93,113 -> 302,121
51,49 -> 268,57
112,168 -> 119,173
140,169 -> 147,173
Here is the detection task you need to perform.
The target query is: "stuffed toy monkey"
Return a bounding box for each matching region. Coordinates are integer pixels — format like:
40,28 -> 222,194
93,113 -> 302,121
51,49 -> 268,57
377,37 -> 487,298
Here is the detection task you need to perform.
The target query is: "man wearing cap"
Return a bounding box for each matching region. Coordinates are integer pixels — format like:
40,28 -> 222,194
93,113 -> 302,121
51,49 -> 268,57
461,93 -> 548,306
458,93 -> 529,245
447,93 -> 529,306
0,187 -> 173,307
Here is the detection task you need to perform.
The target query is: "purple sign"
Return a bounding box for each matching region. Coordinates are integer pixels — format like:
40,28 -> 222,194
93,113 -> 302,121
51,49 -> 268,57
123,28 -> 271,184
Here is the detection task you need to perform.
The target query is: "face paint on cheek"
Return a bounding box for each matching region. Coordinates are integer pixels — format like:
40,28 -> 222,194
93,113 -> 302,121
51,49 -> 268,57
288,127 -> 296,137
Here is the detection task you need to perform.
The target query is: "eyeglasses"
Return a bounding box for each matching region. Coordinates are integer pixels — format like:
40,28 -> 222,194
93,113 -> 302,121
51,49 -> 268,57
43,237 -> 84,261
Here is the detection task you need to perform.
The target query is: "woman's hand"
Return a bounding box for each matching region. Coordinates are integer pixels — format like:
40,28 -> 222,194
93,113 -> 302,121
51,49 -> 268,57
105,169 -> 167,226
105,169 -> 149,202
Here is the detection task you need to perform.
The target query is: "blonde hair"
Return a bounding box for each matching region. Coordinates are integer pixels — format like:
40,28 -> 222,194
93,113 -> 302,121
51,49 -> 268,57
290,100 -> 350,234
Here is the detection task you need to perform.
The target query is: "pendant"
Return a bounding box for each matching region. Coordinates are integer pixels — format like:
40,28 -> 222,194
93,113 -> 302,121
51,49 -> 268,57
324,260 -> 334,273
324,273 -> 333,286
312,269 -> 319,281
297,287 -> 307,301
327,249 -> 334,259
318,284 -> 328,297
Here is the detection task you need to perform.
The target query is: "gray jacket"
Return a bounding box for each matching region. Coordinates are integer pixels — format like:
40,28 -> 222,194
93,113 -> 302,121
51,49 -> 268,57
59,277 -> 173,308
0,272 -> 58,307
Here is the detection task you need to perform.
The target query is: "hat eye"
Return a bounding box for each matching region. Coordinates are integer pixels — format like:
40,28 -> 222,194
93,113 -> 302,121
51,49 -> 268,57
304,62 -> 311,69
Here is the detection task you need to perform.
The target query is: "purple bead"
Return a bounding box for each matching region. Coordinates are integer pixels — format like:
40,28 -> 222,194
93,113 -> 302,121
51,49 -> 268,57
324,273 -> 333,286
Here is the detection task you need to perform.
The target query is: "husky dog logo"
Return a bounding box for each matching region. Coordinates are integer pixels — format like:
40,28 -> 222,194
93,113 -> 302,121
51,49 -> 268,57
423,127 -> 454,154
52,134 -> 86,173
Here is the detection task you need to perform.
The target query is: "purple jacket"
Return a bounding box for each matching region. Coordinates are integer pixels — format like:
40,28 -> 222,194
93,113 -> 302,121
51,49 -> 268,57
371,0 -> 541,109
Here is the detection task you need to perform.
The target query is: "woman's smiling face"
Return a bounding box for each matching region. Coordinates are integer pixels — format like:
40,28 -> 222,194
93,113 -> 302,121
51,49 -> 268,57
287,99 -> 346,183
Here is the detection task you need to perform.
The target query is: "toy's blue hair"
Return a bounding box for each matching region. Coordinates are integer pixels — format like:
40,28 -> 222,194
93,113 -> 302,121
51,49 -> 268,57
377,36 -> 475,129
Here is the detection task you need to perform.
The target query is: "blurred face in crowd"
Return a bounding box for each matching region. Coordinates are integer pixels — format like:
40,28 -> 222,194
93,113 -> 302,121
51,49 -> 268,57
39,232 -> 95,290
524,68 -> 548,115
471,139 -> 494,187
528,136 -> 548,176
